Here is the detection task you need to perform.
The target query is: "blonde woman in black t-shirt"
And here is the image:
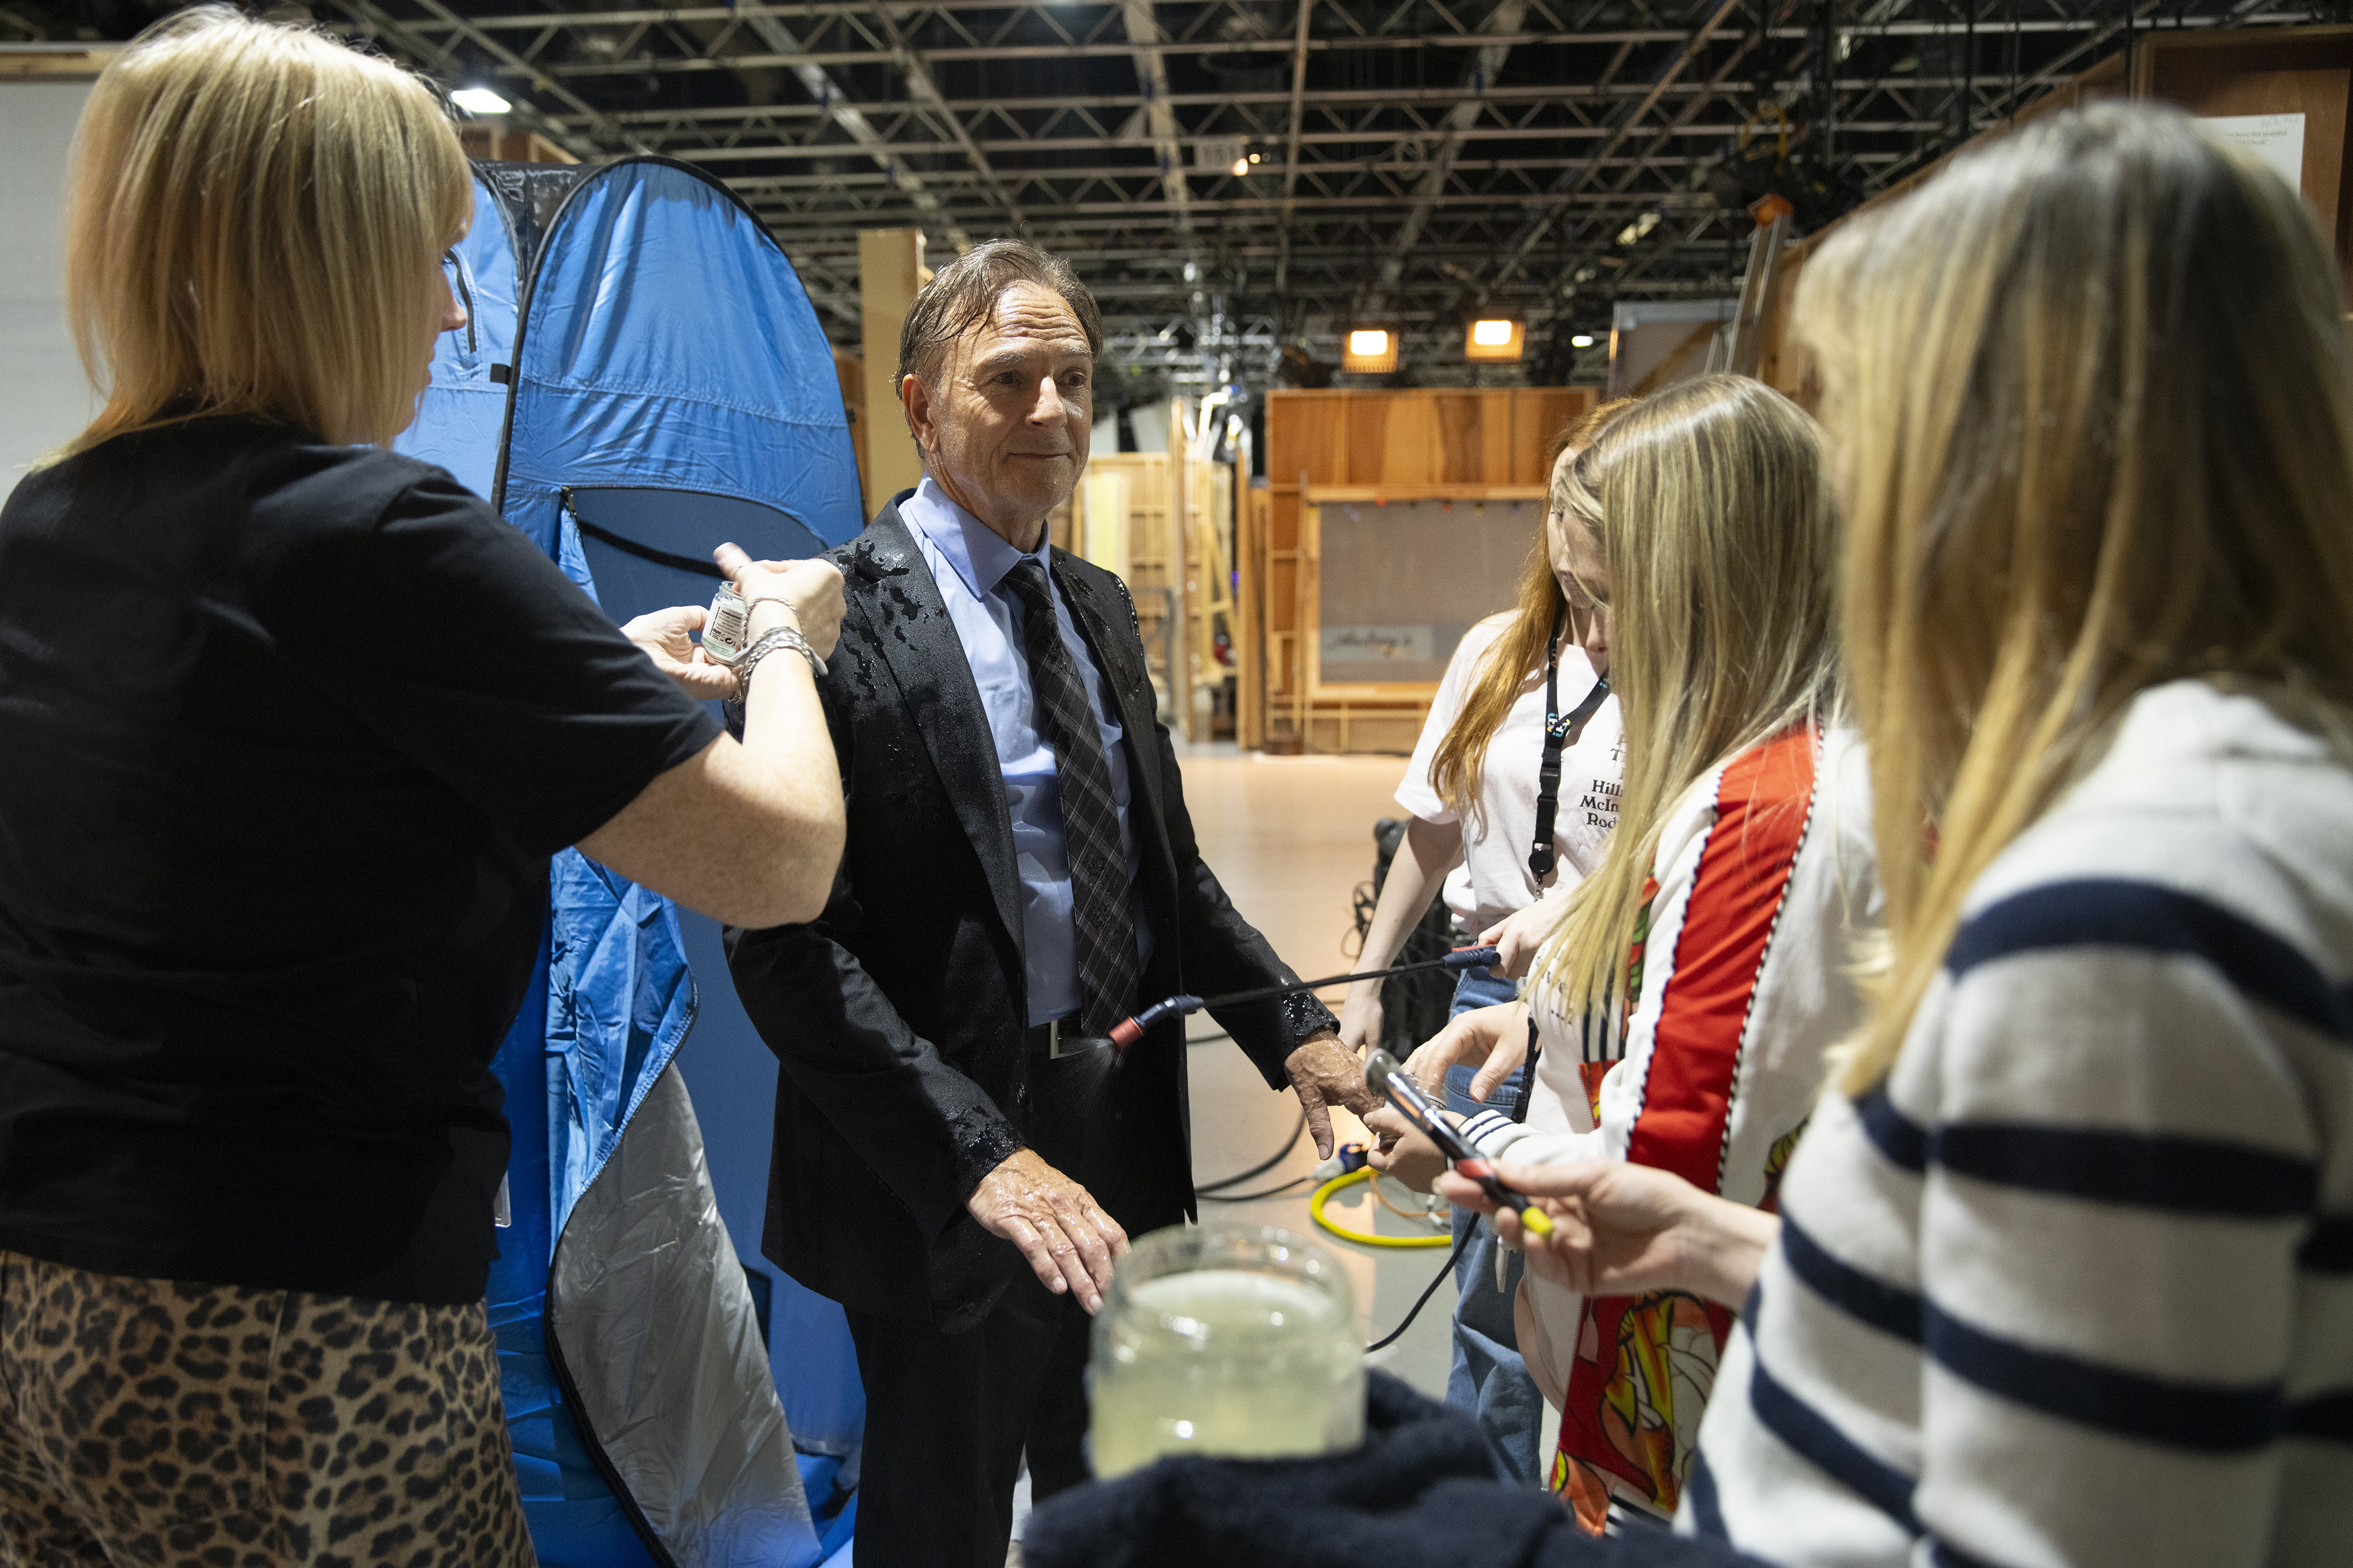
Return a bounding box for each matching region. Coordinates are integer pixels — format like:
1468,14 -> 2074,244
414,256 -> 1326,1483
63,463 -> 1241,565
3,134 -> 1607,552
0,11 -> 844,1564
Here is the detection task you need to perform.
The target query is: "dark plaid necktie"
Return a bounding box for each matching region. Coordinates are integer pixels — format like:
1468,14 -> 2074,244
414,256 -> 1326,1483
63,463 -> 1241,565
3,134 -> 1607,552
1002,558 -> 1140,1037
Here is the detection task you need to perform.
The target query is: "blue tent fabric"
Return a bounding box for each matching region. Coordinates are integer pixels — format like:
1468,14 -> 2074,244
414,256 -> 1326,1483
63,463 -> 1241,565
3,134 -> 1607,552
406,175 -> 525,504
545,860 -> 697,1225
493,159 -> 859,562
395,158 -> 865,1568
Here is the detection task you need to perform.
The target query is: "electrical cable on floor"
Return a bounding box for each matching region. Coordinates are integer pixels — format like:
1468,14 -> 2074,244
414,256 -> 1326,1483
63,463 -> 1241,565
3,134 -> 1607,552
1195,1105 -> 1307,1193
1366,1226 -> 1474,1353
1198,1176 -> 1312,1203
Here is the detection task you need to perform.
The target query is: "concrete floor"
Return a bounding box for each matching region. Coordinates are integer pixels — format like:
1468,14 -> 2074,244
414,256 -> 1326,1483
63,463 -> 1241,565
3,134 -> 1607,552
1163,740 -> 1459,1401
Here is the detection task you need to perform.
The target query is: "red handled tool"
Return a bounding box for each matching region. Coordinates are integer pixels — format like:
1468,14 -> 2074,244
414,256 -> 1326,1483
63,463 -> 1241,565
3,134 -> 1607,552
1365,1049 -> 1554,1236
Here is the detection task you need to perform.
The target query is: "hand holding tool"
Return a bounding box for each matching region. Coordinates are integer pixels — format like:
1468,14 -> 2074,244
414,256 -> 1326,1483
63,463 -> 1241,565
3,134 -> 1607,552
1363,1050 -> 1553,1237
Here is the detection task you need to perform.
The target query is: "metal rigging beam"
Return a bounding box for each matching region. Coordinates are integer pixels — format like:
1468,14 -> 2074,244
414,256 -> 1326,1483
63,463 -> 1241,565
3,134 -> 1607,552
1116,0 -> 1210,373
1117,0 -> 1193,243
734,6 -> 975,251
541,73 -> 2031,121
856,0 -> 1028,240
333,0 -> 639,156
1482,0 -> 1743,290
1367,0 -> 1525,315
1275,0 -> 1313,297
411,5 -> 2191,49
1534,23 -> 1762,303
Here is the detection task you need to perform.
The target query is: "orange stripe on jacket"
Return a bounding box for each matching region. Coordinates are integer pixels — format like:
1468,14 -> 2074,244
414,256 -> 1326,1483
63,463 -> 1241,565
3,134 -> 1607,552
1622,727 -> 1817,1196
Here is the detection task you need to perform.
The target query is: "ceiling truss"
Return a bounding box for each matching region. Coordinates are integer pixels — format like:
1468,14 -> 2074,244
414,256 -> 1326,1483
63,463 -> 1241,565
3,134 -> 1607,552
13,0 -> 2321,391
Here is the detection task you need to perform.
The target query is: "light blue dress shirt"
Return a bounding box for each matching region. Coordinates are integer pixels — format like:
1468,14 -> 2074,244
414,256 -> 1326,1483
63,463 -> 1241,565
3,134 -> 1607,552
901,476 -> 1152,1026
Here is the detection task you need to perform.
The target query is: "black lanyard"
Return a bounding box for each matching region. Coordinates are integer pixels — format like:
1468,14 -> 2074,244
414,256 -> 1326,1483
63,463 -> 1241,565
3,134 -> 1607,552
1529,605 -> 1611,882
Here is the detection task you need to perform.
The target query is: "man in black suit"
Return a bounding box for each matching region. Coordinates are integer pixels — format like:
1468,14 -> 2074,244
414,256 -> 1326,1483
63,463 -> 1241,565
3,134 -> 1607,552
726,240 -> 1377,1567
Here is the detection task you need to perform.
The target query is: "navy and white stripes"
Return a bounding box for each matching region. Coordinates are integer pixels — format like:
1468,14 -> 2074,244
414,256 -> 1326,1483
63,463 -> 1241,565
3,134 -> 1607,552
1687,681 -> 2353,1568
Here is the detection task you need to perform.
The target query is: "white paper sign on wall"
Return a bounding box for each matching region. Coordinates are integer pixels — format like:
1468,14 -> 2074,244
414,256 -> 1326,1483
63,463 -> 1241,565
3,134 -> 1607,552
1321,625 -> 1435,665
2203,112 -> 2306,195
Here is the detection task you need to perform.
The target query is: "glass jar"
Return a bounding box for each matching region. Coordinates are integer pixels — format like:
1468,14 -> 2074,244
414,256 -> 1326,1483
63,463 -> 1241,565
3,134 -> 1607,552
1089,1223 -> 1365,1479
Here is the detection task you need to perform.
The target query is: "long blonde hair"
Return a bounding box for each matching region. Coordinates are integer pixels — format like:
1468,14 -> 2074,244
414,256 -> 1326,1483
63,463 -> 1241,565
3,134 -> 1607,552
1427,397 -> 1636,818
1802,103 -> 2353,1092
63,6 -> 472,452
1536,375 -> 1842,1017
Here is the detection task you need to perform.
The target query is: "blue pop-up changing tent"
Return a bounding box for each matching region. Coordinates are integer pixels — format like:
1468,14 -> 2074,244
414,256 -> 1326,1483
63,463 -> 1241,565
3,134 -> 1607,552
398,157 -> 866,1568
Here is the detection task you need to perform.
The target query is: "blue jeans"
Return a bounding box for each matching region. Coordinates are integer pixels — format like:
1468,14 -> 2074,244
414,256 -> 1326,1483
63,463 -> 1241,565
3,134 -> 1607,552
1438,968 -> 1544,1485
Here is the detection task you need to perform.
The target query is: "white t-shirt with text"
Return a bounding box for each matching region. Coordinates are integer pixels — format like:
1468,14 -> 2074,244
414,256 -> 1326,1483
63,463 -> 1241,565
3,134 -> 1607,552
1393,612 -> 1625,932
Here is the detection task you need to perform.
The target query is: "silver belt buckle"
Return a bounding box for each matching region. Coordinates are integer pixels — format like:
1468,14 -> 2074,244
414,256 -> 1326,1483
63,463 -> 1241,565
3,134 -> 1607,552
1047,1019 -> 1102,1060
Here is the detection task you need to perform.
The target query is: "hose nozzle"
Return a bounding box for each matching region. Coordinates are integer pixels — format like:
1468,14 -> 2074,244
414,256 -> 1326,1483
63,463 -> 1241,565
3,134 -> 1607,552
1107,994 -> 1203,1051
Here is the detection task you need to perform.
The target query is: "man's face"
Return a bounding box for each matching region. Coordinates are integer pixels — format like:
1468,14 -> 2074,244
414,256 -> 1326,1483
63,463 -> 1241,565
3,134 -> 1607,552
903,281 -> 1094,547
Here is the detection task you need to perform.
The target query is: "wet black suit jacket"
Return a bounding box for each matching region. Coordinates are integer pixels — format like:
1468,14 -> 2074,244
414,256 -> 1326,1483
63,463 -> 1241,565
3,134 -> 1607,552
727,500 -> 1331,1331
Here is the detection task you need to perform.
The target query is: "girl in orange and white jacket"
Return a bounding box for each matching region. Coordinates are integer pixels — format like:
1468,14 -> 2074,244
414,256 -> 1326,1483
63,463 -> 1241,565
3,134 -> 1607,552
1372,374 -> 1880,1531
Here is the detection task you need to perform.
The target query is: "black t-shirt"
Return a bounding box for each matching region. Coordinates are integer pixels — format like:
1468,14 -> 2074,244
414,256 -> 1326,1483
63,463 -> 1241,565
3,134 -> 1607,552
0,418 -> 720,1304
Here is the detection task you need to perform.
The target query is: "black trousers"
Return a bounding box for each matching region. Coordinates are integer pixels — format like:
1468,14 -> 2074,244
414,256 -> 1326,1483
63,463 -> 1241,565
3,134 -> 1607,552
847,1268 -> 1093,1568
846,1041 -> 1117,1568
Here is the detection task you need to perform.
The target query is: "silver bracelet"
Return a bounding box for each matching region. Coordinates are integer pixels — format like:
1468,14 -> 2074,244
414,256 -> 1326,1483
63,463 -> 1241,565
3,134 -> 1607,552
733,624 -> 826,699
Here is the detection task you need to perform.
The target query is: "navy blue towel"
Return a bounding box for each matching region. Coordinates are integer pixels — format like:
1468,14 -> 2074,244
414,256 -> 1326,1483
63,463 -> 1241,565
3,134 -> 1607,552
1024,1372 -> 1762,1568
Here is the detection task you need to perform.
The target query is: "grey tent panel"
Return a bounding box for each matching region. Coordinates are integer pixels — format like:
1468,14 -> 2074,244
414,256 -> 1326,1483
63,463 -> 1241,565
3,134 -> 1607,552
549,1061 -> 818,1568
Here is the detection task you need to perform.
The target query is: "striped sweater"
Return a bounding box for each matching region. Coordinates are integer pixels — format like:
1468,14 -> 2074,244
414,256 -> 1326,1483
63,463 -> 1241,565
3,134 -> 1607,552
1689,680 -> 2353,1568
1465,723 -> 1881,1528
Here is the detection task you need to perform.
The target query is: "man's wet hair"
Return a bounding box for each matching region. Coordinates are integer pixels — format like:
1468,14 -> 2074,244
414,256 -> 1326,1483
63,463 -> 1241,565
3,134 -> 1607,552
896,238 -> 1103,392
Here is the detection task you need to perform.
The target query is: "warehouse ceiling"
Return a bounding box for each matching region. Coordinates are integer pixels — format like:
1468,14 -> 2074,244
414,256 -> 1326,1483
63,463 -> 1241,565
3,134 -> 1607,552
9,0 -> 2323,392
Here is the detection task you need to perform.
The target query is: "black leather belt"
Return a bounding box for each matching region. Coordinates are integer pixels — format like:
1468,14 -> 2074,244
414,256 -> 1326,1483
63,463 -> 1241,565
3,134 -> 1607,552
1024,1015 -> 1111,1060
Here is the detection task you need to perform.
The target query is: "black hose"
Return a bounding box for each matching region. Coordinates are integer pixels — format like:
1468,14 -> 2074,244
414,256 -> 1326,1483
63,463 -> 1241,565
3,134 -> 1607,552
1198,1177 -> 1313,1203
1367,1226 -> 1473,1352
1195,1105 -> 1307,1193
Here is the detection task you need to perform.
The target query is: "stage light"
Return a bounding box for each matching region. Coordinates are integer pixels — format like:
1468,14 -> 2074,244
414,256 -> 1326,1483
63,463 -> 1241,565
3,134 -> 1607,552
1463,318 -> 1523,361
452,87 -> 511,115
1232,158 -> 1250,176
1570,333 -> 1595,349
1341,328 -> 1399,374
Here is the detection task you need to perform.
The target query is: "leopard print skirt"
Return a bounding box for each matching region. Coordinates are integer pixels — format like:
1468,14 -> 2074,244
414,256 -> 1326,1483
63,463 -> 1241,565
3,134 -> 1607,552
0,1250 -> 536,1568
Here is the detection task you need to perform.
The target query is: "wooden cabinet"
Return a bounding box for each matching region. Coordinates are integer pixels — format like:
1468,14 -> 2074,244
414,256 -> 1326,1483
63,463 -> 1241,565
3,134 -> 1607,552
1244,387 -> 1594,753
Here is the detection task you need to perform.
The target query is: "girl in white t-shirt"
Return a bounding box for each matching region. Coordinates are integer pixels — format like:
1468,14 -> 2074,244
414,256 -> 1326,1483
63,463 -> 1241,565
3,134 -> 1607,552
1336,398 -> 1632,1483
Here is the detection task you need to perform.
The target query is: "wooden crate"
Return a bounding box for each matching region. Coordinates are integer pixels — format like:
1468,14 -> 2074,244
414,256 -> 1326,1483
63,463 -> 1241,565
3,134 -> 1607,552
1237,486 -> 1271,749
833,349 -> 868,521
1247,387 -> 1594,752
1073,453 -> 1184,725
1180,453 -> 1237,743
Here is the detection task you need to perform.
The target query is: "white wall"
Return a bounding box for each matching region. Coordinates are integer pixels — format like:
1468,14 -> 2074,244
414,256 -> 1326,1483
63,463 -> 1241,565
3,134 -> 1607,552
1127,399 -> 1171,454
1,82 -> 94,502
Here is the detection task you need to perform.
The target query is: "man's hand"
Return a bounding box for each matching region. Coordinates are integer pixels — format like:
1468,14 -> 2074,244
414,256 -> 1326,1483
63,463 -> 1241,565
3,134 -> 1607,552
966,1148 -> 1128,1313
622,605 -> 739,700
1284,1029 -> 1379,1160
1476,898 -> 1563,979
1362,1104 -> 1448,1193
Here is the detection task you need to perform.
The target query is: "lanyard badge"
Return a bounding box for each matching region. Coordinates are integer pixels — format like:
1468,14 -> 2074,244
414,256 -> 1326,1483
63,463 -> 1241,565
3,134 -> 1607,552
1529,604 -> 1610,882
